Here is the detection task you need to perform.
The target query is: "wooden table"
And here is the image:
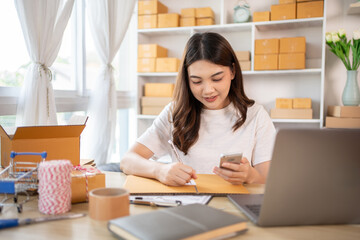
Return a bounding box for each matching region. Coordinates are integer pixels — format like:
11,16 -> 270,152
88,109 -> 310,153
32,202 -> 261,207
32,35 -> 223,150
1,172 -> 359,240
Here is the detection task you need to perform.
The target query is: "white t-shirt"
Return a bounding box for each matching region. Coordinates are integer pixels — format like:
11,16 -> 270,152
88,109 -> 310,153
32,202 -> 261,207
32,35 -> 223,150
137,102 -> 276,174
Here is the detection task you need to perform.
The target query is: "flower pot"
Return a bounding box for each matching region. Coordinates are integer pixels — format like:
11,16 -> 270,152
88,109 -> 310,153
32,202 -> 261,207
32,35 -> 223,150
342,70 -> 360,106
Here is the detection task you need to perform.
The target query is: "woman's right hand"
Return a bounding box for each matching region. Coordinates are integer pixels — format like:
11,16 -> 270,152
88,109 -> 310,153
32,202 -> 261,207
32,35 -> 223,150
156,162 -> 197,186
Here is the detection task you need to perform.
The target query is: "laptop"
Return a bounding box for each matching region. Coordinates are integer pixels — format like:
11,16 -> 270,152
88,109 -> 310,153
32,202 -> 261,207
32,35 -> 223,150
228,128 -> 360,227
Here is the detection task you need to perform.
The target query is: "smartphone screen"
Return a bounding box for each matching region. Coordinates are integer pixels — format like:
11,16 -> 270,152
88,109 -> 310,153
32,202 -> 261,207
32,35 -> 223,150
219,153 -> 243,169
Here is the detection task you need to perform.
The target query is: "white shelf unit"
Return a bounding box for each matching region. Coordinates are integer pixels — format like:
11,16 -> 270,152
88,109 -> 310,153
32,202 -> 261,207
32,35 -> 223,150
136,0 -> 326,136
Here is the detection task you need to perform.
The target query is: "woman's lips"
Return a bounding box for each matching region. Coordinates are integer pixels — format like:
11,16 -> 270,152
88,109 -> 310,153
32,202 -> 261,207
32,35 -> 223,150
204,96 -> 217,102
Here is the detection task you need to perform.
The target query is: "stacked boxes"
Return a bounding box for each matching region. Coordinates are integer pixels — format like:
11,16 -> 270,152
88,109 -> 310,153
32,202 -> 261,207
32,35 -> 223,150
297,0 -> 324,19
180,8 -> 196,27
142,83 -> 174,115
253,11 -> 271,22
158,13 -> 180,28
326,106 -> 360,128
254,39 -> 279,70
235,51 -> 251,71
271,98 -> 313,119
271,2 -> 296,21
138,0 -> 168,29
195,7 -> 215,26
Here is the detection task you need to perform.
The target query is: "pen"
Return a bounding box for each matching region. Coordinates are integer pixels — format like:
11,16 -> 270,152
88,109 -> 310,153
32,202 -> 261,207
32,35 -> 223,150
130,199 -> 182,207
168,140 -> 199,193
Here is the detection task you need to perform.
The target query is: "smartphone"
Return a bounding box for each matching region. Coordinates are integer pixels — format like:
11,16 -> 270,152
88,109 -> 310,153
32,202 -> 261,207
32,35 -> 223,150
219,153 -> 243,169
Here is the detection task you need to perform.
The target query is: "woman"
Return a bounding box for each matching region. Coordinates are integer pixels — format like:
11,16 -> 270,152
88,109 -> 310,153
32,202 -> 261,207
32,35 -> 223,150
121,32 -> 276,186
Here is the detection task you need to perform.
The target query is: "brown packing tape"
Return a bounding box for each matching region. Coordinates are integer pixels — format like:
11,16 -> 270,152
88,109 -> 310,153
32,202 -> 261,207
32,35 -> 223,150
89,188 -> 130,221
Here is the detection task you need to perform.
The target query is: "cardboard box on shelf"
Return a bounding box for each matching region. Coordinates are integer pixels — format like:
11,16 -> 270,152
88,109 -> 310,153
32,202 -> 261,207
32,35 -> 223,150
276,98 -> 293,109
196,17 -> 214,26
325,117 -> 360,129
255,39 -> 279,54
253,11 -> 270,22
141,97 -> 172,107
297,1 -> 324,19
293,98 -> 312,109
138,44 -> 168,58
271,3 -> 296,21
180,17 -> 196,27
271,108 -> 313,119
278,53 -> 305,70
327,106 -> 360,118
137,58 -> 156,72
138,0 -> 168,15
235,51 -> 250,61
142,106 -> 165,115
181,8 -> 196,18
254,54 -> 278,70
138,15 -> 157,29
156,58 -> 180,72
279,0 -> 296,4
280,37 -> 306,53
195,7 -> 214,19
158,13 -> 179,28
0,120 -> 87,168
239,61 -> 251,71
144,83 -> 175,97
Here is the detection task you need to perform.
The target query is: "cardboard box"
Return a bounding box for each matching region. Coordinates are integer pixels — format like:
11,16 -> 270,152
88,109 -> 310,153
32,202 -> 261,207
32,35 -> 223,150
180,17 -> 196,27
195,7 -> 214,19
156,58 -> 180,72
0,122 -> 86,167
276,98 -> 293,109
271,3 -> 296,21
280,0 -> 296,3
327,106 -> 360,118
144,83 -> 175,97
141,97 -> 172,107
325,117 -> 360,129
137,58 -> 156,72
235,51 -> 250,61
142,106 -> 166,115
280,37 -> 306,53
181,8 -> 196,18
138,0 -> 168,15
158,13 -> 179,28
71,166 -> 106,203
279,53 -> 305,70
138,44 -> 167,58
254,54 -> 278,70
196,17 -> 214,26
255,39 -> 279,54
271,108 -> 313,119
297,1 -> 324,19
293,98 -> 312,109
138,15 -> 157,29
253,11 -> 270,22
239,61 -> 251,71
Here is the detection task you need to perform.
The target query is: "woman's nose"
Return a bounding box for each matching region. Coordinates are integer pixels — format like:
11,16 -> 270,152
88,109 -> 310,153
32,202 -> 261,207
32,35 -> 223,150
203,82 -> 215,94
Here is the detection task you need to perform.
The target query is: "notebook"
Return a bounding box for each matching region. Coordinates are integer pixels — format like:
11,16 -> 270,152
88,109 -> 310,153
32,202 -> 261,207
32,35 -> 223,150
228,128 -> 360,227
108,204 -> 248,240
123,174 -> 249,195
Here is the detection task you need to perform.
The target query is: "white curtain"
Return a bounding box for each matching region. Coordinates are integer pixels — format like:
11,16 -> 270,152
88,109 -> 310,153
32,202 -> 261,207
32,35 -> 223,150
82,0 -> 136,165
14,0 -> 75,126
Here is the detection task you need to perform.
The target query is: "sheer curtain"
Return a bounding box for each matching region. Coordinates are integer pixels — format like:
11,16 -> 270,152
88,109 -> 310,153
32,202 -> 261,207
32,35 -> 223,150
14,0 -> 74,126
82,0 -> 136,165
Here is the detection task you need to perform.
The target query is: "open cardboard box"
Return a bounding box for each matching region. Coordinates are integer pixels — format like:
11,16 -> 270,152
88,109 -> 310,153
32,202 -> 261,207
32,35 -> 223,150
0,116 -> 87,167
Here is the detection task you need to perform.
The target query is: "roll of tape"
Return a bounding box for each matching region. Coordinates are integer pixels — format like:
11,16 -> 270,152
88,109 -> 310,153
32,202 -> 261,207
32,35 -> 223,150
89,188 -> 130,221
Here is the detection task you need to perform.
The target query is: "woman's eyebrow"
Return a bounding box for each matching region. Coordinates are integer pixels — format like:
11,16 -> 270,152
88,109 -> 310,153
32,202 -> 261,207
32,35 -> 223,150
189,71 -> 224,79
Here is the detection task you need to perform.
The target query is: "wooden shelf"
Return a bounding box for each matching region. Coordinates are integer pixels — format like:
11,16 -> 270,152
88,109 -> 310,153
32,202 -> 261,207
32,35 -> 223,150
348,2 -> 360,15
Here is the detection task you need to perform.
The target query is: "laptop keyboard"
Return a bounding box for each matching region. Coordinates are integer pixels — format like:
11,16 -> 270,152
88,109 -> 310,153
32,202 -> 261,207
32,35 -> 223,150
245,204 -> 261,217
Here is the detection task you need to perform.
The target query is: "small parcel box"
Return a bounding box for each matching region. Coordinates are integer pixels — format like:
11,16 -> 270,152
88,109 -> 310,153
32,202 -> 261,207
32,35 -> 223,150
0,123 -> 86,167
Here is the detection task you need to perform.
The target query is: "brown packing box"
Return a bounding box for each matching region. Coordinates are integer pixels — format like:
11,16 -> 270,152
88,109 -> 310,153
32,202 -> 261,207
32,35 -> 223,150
276,98 -> 293,109
141,97 -> 172,107
325,117 -> 360,129
137,58 -> 156,72
158,13 -> 179,28
327,106 -> 360,118
254,54 -> 278,70
180,17 -> 196,27
235,51 -> 250,61
0,122 -> 86,167
138,0 -> 168,15
239,61 -> 251,71
279,0 -> 296,3
181,8 -> 196,18
271,108 -> 313,119
142,107 -> 165,115
195,7 -> 214,19
297,0 -> 321,2
280,37 -> 306,53
196,18 -> 214,26
156,58 -> 180,72
297,1 -> 324,19
278,53 -> 305,70
293,98 -> 312,109
138,15 -> 157,29
271,3 -> 296,21
144,83 -> 174,97
255,39 -> 279,54
71,167 -> 106,203
253,11 -> 270,22
138,44 -> 167,58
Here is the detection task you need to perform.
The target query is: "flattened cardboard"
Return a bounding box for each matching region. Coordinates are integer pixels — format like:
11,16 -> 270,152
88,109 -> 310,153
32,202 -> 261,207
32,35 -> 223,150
327,106 -> 360,118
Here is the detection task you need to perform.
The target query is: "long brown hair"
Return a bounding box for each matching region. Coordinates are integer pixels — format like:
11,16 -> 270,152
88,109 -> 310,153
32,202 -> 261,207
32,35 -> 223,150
172,32 -> 254,154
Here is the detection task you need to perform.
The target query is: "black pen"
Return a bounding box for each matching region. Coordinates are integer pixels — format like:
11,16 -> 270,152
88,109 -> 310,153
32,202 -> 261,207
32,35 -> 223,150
130,198 -> 181,207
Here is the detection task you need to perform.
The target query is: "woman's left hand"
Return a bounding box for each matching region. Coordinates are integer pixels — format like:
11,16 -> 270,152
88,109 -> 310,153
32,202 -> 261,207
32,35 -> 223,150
213,157 -> 254,185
